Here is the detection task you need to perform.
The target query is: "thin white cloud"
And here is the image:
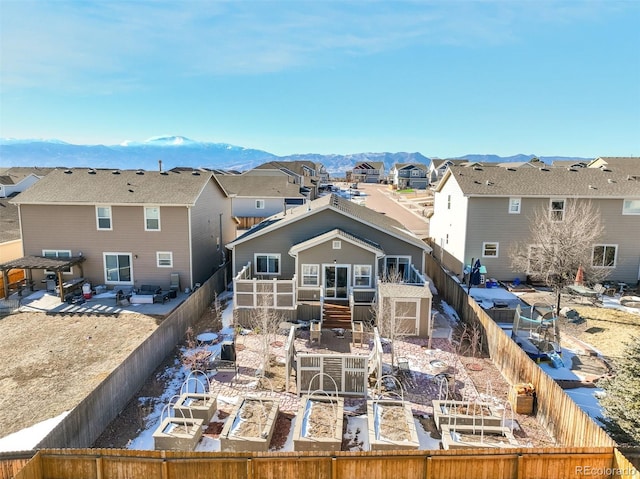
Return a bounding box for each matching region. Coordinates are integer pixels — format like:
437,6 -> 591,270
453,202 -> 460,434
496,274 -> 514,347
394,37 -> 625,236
0,0 -> 633,92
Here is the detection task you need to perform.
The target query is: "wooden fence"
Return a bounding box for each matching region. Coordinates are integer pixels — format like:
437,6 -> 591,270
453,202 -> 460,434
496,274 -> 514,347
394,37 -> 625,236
10,447 -> 639,479
424,253 -> 615,448
0,451 -> 33,479
0,269 -> 25,299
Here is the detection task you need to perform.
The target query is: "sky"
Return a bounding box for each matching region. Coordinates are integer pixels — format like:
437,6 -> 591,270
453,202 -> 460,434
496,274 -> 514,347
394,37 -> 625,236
1,0 -> 639,158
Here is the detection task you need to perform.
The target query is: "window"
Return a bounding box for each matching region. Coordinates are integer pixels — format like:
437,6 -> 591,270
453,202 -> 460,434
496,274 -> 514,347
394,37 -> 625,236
104,253 -> 132,283
354,265 -> 372,287
156,252 -> 173,268
482,242 -> 499,258
550,199 -> 565,221
96,206 -> 112,230
509,198 -> 521,214
145,207 -> 160,231
43,249 -> 72,274
592,245 -> 617,268
255,254 -> 280,275
302,264 -> 319,286
623,199 -> 640,215
332,240 -> 341,249
256,199 -> 265,209
385,256 -> 410,281
411,169 -> 420,177
447,195 -> 451,210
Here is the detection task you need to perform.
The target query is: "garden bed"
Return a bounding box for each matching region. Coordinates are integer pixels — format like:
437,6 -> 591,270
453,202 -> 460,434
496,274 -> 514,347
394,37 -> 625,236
440,424 -> 518,450
367,399 -> 419,451
173,392 -> 217,423
293,395 -> 344,451
152,417 -> 204,451
432,399 -> 504,429
219,397 -> 280,452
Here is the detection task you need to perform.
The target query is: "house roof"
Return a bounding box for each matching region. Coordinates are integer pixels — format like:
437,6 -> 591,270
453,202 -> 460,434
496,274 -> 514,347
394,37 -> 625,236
438,165 -> 640,198
378,281 -> 432,299
10,168 -> 225,206
0,167 -> 54,185
393,163 -> 429,171
288,228 -> 385,257
0,201 -> 20,243
254,160 -> 319,178
588,157 -> 640,171
430,159 -> 476,169
215,173 -> 305,198
353,161 -> 384,170
227,193 -> 431,252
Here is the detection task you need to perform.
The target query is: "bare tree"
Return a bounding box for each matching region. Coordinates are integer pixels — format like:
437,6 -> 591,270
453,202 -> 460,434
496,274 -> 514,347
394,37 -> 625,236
373,272 -> 417,368
242,285 -> 284,375
510,200 -> 610,317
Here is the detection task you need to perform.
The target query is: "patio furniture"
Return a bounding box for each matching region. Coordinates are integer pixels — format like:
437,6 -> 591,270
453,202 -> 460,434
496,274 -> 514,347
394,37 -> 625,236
130,285 -> 170,304
170,273 -> 180,296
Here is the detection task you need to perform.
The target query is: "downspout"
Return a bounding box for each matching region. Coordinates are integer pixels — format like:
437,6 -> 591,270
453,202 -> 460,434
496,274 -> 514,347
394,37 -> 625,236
187,206 -> 193,290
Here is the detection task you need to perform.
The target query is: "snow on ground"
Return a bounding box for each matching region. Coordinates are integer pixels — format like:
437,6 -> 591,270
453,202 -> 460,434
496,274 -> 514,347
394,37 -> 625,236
564,388 -> 606,426
343,415 -> 369,451
0,411 -> 69,452
414,417 -> 441,450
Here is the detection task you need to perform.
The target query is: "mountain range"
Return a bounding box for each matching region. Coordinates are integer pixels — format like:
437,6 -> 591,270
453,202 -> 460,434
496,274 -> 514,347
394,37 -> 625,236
0,136 -> 591,175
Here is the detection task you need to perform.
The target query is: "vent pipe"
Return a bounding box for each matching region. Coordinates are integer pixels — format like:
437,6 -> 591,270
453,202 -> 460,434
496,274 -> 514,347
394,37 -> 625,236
159,160 -> 163,172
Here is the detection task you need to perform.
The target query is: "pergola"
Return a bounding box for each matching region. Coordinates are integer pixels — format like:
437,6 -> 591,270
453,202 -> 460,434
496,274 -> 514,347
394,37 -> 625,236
0,255 -> 86,302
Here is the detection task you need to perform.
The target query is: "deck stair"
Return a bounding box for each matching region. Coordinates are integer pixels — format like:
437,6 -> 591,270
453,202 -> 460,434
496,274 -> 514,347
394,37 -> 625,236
322,303 -> 352,330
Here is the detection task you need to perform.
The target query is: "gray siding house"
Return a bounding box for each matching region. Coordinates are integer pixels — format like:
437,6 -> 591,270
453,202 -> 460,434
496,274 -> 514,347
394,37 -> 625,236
429,163 -> 640,285
11,168 -> 234,293
350,161 -> 385,184
227,194 -> 433,338
390,163 -> 429,189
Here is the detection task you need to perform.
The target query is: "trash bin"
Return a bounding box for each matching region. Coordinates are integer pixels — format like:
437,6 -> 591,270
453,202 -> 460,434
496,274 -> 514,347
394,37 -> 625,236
82,282 -> 92,299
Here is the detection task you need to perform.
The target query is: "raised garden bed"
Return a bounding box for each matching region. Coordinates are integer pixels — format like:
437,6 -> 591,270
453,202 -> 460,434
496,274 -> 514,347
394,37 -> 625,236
173,392 -> 217,423
293,395 -> 344,451
440,424 -> 518,450
220,397 -> 280,452
367,399 -> 419,451
152,416 -> 204,451
432,399 -> 504,429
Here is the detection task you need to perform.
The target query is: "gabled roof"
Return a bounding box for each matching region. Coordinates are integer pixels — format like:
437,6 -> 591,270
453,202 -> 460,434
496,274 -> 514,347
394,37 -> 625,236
11,168 -> 226,206
353,161 -> 384,170
0,167 -> 54,185
588,157 -> 640,171
227,193 -> 431,252
254,160 -> 318,178
430,159 -> 475,169
288,228 -> 385,257
393,163 -> 429,171
215,173 -> 305,198
437,165 -> 640,197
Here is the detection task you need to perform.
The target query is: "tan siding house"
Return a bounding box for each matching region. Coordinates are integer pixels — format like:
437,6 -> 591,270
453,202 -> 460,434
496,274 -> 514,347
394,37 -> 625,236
11,168 -> 233,292
429,163 -> 640,285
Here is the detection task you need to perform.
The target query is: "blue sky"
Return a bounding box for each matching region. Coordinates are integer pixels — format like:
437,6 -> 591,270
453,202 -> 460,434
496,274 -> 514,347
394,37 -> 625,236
1,0 -> 639,157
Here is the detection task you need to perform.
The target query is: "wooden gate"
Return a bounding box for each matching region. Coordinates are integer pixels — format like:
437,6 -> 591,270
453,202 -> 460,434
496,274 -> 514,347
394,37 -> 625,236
297,354 -> 367,396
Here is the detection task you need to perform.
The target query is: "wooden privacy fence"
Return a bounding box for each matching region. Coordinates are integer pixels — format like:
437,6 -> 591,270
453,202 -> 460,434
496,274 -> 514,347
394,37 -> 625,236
424,253 -> 615,448
0,269 -> 25,299
11,447 -> 639,479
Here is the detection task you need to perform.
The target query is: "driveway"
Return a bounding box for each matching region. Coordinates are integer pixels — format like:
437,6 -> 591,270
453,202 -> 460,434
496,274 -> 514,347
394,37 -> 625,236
353,183 -> 431,238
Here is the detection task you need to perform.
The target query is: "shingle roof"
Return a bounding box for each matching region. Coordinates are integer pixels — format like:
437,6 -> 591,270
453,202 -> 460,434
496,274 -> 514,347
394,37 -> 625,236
215,173 -> 305,198
441,165 -> 640,197
353,161 -> 384,170
0,167 -> 55,185
289,228 -> 385,256
227,193 -> 431,252
589,157 -> 640,171
10,168 -> 222,205
0,201 -> 20,243
393,163 -> 429,171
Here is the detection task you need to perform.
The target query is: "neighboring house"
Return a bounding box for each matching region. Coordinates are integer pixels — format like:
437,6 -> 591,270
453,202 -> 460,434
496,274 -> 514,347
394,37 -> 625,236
389,163 -> 429,189
350,161 -> 385,184
428,159 -> 481,184
429,164 -> 640,284
215,171 -> 307,232
588,157 -> 640,171
227,194 -> 433,338
10,168 -> 234,292
0,167 -> 54,198
253,160 -> 323,200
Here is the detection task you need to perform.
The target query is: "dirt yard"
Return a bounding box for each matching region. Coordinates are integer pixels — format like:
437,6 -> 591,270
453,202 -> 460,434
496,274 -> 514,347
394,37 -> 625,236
0,311 -> 159,439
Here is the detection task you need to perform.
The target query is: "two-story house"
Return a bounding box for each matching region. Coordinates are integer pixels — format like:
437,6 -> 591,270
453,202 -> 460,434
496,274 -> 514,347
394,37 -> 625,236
429,163 -> 640,284
428,159 -> 481,185
215,170 -> 307,233
0,167 -> 54,198
350,161 -> 385,184
389,163 -> 430,190
10,168 -> 234,293
226,193 -> 433,338
254,160 -> 323,200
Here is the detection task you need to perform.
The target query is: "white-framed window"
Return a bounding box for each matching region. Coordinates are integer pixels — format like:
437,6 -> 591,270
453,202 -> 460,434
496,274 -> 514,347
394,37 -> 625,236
592,244 -> 617,268
332,240 -> 341,249
623,199 -> 640,215
43,249 -> 72,274
156,251 -> 173,268
482,242 -> 499,258
509,198 -> 521,214
104,252 -> 132,284
302,264 -> 319,286
255,253 -> 280,275
256,199 -> 265,209
96,206 -> 112,230
411,169 -> 420,177
354,265 -> 372,287
385,256 -> 411,281
145,206 -> 160,231
549,198 -> 565,221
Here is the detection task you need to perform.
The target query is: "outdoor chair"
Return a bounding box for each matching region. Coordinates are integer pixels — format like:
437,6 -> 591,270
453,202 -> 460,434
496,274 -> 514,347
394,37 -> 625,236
170,273 -> 180,295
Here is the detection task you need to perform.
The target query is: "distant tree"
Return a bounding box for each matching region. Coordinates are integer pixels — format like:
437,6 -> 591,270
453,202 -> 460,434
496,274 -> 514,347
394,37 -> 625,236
598,336 -> 640,445
243,285 -> 284,375
509,200 -> 610,317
